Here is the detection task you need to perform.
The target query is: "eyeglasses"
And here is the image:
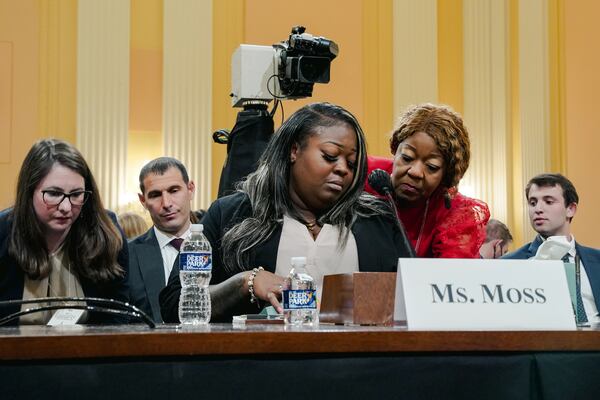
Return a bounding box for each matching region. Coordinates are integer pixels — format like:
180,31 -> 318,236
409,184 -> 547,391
41,190 -> 91,206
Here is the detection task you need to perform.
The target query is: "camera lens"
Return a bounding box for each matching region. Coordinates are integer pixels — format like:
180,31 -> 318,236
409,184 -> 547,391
298,57 -> 330,83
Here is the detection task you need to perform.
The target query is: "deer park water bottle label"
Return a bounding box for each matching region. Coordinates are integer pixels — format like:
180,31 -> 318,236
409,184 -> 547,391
179,252 -> 212,271
282,289 -> 317,310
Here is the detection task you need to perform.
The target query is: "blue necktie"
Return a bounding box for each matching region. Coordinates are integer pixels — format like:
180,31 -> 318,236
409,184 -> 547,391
564,254 -> 588,324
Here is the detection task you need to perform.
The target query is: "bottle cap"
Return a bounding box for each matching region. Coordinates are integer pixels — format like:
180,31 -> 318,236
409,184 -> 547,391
290,256 -> 306,267
190,224 -> 204,233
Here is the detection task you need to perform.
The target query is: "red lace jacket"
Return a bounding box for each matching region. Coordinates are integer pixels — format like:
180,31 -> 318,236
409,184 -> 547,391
366,156 -> 490,258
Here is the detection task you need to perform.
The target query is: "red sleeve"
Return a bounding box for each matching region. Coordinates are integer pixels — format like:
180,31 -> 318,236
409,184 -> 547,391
365,156 -> 394,196
431,193 -> 490,258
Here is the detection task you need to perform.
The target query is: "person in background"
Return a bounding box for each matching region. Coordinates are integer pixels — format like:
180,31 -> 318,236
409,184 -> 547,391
118,211 -> 149,240
504,173 -> 600,323
160,102 -> 412,322
479,219 -> 513,259
366,103 -> 490,258
128,157 -> 198,323
0,139 -> 129,325
193,209 -> 206,221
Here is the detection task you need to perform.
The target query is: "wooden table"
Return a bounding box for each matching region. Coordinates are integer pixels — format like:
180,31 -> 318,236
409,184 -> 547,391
1,323 -> 600,399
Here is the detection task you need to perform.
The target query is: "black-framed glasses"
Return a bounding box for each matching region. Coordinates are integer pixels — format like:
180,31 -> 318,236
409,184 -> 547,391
41,190 -> 91,206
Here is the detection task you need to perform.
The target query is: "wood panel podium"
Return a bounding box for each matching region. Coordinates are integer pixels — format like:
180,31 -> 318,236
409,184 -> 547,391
2,324 -> 600,399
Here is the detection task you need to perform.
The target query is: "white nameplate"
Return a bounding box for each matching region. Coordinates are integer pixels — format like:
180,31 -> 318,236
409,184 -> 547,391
394,258 -> 576,331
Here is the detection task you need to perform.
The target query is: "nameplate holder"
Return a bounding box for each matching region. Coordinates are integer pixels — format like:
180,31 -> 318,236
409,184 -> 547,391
320,272 -> 396,325
394,258 -> 576,331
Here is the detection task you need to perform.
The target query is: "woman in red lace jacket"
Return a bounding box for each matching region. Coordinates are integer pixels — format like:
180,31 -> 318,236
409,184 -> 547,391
366,103 -> 490,258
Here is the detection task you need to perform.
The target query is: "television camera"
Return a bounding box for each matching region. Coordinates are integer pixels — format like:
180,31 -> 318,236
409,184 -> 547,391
216,26 -> 339,197
231,26 -> 338,106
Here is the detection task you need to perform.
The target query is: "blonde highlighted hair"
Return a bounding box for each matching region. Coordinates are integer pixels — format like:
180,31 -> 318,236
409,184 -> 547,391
390,103 -> 470,189
118,212 -> 149,239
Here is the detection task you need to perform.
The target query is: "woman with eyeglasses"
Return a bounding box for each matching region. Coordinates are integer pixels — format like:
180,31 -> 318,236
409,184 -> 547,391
0,139 -> 129,325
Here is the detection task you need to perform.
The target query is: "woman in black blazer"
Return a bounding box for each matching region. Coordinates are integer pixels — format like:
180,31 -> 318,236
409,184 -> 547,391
160,103 -> 412,322
0,139 -> 129,325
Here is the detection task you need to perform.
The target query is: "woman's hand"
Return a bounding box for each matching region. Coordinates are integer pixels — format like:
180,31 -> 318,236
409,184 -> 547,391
250,269 -> 286,313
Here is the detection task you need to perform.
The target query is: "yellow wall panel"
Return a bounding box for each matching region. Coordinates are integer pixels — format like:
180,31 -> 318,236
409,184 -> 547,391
362,0 -> 393,157
564,0 -> 600,246
243,0 -> 364,126
0,42 -> 12,164
130,48 -> 163,131
548,0 -> 566,174
0,0 -> 41,209
125,130 -> 164,211
211,0 -> 244,200
126,0 -> 163,212
131,0 -> 163,50
38,0 -> 77,144
437,0 -> 464,114
509,0 -> 523,247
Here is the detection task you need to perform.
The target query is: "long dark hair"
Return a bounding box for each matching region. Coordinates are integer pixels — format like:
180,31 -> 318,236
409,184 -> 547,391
9,139 -> 124,282
221,102 -> 389,273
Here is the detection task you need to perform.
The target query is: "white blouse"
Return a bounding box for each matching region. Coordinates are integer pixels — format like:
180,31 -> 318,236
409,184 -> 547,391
20,248 -> 85,325
275,215 -> 359,305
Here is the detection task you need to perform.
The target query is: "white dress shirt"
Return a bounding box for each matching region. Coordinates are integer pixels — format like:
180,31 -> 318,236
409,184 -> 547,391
154,225 -> 191,283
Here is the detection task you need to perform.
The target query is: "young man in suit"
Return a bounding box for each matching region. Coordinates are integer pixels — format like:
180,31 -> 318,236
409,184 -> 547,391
504,173 -> 600,322
128,157 -> 197,323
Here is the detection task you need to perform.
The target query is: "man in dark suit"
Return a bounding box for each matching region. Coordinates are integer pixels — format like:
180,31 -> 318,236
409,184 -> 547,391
504,173 -> 600,321
128,157 -> 196,323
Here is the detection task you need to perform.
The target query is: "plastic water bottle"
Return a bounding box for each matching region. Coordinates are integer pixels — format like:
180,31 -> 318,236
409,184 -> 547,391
283,256 -> 318,326
178,224 -> 212,325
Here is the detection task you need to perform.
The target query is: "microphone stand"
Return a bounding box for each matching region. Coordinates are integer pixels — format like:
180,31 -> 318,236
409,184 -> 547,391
368,168 -> 415,258
0,297 -> 156,328
382,188 -> 416,258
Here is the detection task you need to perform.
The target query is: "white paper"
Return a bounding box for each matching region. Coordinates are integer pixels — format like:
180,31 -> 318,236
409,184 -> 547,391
47,309 -> 84,326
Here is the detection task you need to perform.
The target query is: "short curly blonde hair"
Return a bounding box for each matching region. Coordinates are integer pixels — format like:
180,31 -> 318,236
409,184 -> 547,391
390,103 -> 470,189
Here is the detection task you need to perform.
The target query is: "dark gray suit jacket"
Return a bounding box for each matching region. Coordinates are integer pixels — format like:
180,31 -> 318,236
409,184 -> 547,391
128,228 -> 166,323
504,235 -> 600,313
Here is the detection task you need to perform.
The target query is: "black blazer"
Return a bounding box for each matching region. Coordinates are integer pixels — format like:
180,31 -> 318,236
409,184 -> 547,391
160,192 -> 412,322
0,209 -> 130,325
128,228 -> 167,323
504,235 -> 600,313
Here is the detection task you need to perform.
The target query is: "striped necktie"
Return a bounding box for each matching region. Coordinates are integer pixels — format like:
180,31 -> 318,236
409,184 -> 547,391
563,253 -> 588,324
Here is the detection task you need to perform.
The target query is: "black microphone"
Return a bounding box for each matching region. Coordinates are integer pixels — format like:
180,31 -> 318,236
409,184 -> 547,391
368,168 -> 394,196
0,297 -> 156,328
368,169 -> 416,257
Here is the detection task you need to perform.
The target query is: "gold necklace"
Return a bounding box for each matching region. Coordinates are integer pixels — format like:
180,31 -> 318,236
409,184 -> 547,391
305,220 -> 317,232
